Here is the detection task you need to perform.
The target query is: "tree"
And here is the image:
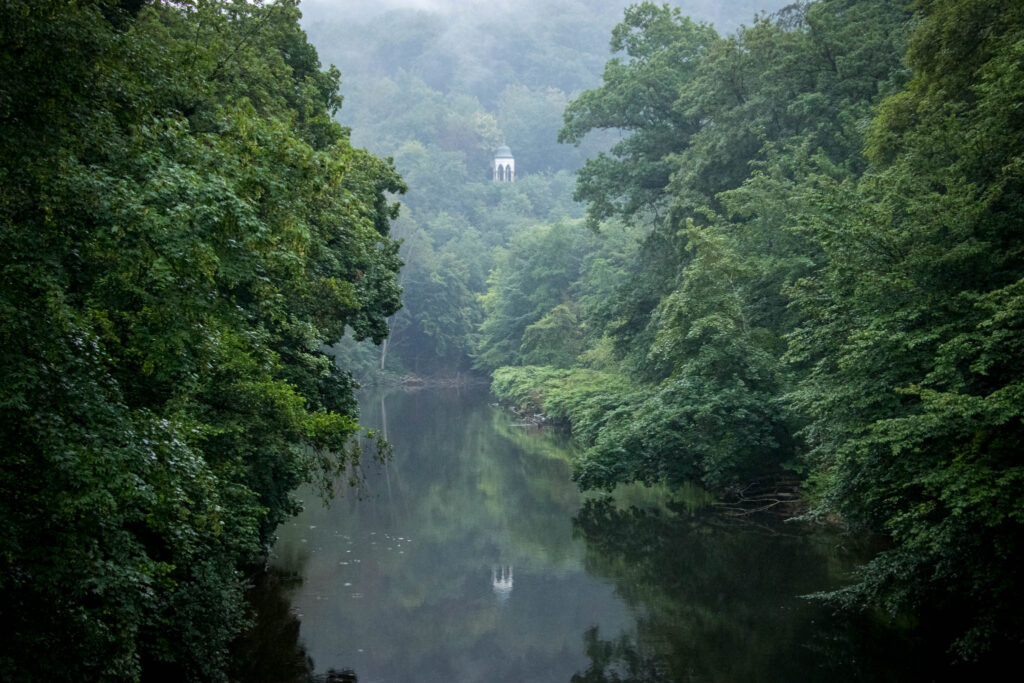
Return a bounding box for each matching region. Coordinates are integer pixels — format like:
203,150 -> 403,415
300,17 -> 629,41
0,1 -> 403,678
475,220 -> 594,372
559,3 -> 718,227
788,0 -> 1024,661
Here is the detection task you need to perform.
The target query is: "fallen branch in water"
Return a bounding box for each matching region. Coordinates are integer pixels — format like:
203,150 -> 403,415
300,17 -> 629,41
715,479 -> 806,518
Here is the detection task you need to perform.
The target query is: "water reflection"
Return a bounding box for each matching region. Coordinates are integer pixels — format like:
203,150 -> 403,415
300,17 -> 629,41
491,565 -> 514,602
231,564 -> 363,683
259,386 -> 631,682
238,387 -> 936,683
570,499 -> 936,683
231,568 -> 314,683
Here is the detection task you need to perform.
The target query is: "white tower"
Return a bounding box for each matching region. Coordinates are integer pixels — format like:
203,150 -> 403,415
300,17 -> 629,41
493,145 -> 514,182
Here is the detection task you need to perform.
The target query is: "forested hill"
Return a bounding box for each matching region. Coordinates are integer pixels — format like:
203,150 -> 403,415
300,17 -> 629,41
300,0 -> 789,377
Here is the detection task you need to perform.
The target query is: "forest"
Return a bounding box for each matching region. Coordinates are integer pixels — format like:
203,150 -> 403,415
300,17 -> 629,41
1,0 -> 1022,680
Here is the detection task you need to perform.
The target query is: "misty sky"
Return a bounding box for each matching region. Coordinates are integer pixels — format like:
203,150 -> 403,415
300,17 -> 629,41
300,0 -> 795,35
302,0 -> 472,12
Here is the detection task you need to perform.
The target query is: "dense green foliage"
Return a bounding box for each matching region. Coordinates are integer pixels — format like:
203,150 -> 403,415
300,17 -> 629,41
302,0 -> 785,379
485,0 -> 1024,663
0,1 -> 401,679
299,2 -> 612,377
789,0 -> 1024,659
493,0 -> 911,487
4,0 -> 1021,674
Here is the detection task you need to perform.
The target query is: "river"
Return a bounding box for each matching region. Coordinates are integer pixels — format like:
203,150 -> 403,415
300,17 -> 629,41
234,386 -> 935,682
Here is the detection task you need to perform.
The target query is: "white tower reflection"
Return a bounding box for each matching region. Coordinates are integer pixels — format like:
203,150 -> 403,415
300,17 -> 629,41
491,565 -> 513,602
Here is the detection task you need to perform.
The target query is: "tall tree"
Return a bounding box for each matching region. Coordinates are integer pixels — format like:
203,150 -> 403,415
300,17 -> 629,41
789,0 -> 1024,661
542,1 -> 910,490
0,1 -> 402,679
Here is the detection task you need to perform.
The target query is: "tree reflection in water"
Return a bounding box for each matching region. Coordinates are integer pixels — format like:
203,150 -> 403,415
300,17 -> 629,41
230,567 -> 360,683
569,499 -> 941,683
233,388 -> 967,682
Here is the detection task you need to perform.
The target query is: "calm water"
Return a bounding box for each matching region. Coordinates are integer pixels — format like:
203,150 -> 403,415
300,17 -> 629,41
236,386 -> 933,683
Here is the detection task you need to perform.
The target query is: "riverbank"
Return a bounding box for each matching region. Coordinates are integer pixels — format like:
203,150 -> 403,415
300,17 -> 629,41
237,387 -> 942,683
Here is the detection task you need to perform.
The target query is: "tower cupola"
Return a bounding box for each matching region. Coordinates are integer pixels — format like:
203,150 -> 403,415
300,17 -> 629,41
493,145 -> 514,182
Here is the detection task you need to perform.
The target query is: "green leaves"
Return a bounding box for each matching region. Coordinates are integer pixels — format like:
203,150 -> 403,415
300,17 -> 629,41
520,1 -> 912,494
560,3 -> 717,226
784,0 -> 1024,660
493,0 -> 1023,660
0,1 -> 402,679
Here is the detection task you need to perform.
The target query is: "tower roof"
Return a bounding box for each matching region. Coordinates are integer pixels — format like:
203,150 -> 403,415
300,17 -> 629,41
494,144 -> 513,158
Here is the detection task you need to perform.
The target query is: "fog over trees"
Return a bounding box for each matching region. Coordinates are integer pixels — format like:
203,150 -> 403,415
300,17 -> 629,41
303,0 -> 1024,667
1,0 -> 1021,680
302,0 -> 793,376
